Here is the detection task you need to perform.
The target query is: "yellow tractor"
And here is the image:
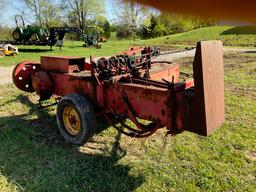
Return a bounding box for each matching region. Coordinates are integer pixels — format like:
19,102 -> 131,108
0,43 -> 18,57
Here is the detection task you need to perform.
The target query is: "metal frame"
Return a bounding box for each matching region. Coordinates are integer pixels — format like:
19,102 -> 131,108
13,41 -> 225,138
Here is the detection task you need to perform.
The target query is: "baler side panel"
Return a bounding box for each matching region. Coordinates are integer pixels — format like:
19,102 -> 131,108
51,73 -> 95,103
104,83 -> 171,128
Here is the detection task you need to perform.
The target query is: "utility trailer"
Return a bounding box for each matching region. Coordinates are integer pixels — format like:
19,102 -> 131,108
12,41 -> 225,144
1,27 -> 99,49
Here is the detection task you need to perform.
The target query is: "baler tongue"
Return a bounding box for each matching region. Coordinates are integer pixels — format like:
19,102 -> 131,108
189,40 -> 225,136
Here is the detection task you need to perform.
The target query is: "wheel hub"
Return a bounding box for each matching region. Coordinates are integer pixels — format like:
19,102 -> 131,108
63,106 -> 81,135
12,61 -> 40,92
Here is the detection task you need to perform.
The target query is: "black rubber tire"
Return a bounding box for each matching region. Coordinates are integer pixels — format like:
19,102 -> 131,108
30,33 -> 39,41
56,94 -> 97,145
12,29 -> 22,41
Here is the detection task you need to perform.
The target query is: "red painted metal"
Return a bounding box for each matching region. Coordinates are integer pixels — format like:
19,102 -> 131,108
12,61 -> 40,92
41,56 -> 86,73
149,63 -> 180,83
121,46 -> 144,56
51,72 -> 94,101
192,41 -> 225,136
12,41 -> 225,138
31,71 -> 53,100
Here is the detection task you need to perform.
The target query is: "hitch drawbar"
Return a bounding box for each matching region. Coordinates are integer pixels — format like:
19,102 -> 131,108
12,41 -> 224,144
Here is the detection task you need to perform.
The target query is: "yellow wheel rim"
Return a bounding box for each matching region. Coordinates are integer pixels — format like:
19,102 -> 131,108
63,106 -> 81,135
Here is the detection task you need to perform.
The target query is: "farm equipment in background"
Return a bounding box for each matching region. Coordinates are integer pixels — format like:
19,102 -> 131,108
82,26 -> 101,48
0,43 -> 18,57
12,40 -> 224,145
6,17 -> 101,49
99,36 -> 107,42
48,27 -> 84,49
12,15 -> 48,42
49,26 -> 101,49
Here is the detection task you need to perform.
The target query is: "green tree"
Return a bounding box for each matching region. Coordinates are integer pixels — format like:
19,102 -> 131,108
140,12 -> 217,39
23,0 -> 62,29
102,20 -> 111,39
114,0 -> 149,39
140,14 -> 158,38
193,16 -> 217,28
61,0 -> 105,32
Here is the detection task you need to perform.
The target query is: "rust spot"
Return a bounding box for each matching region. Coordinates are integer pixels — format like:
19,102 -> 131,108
161,109 -> 166,116
68,77 -> 76,81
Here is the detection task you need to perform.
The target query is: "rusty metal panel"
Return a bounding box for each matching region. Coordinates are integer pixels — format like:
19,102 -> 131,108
191,41 -> 225,136
150,63 -> 180,83
51,73 -> 95,102
41,56 -> 85,73
105,83 -> 170,126
121,47 -> 143,56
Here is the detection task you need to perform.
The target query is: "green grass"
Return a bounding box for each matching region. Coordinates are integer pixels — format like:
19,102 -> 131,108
0,39 -> 184,67
2,25 -> 256,67
143,26 -> 256,47
0,40 -> 136,67
0,51 -> 255,191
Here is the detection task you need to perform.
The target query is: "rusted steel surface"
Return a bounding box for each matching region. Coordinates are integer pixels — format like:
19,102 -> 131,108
12,42 -> 225,138
121,47 -> 144,56
174,80 -> 194,91
50,73 -> 95,102
105,83 -> 170,126
31,71 -> 53,100
41,56 -> 85,73
149,63 -> 180,83
12,61 -> 40,92
191,41 -> 225,136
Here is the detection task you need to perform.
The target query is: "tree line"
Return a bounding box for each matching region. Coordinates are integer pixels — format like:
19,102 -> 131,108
0,0 -> 217,40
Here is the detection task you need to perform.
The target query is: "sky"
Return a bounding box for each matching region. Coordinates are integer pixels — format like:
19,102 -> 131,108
1,0 -> 116,27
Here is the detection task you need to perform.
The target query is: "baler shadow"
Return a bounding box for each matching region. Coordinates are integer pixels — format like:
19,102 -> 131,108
0,95 -> 144,191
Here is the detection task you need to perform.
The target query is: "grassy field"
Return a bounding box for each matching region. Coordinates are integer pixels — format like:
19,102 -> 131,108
0,40 -> 134,67
2,25 -> 256,67
0,26 -> 256,191
144,26 -> 256,47
0,47 -> 255,191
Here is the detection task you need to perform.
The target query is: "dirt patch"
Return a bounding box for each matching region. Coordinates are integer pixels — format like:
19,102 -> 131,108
0,66 -> 14,85
153,44 -> 178,51
245,150 -> 256,161
175,57 -> 193,67
225,63 -> 244,71
224,54 -> 256,63
248,68 -> 256,75
224,54 -> 255,71
226,85 -> 256,99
